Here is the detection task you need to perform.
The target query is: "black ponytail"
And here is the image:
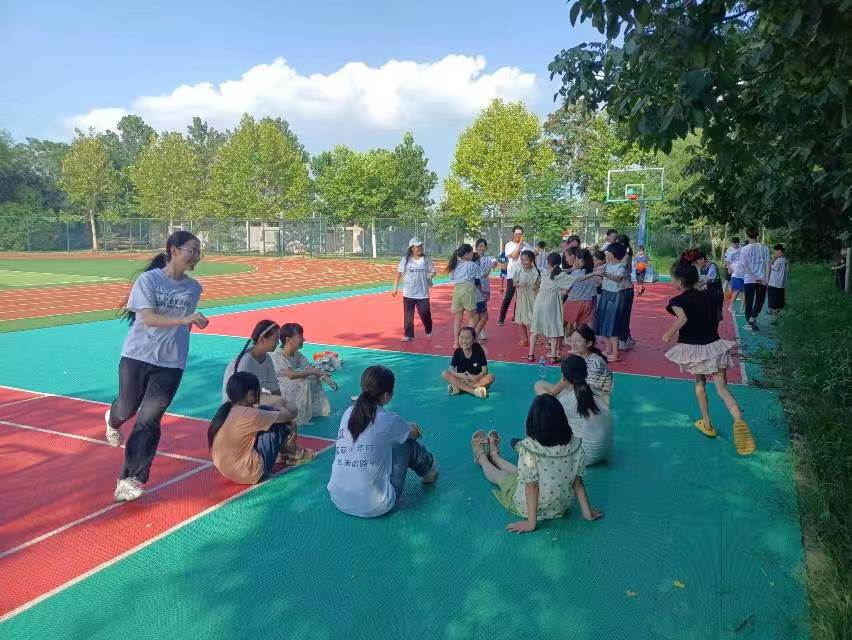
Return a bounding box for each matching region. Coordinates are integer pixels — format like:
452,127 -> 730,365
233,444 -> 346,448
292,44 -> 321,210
561,355 -> 600,418
208,371 -> 261,447
348,365 -> 395,442
447,243 -> 473,274
577,248 -> 594,274
547,252 -> 563,280
119,230 -> 199,324
234,319 -> 279,373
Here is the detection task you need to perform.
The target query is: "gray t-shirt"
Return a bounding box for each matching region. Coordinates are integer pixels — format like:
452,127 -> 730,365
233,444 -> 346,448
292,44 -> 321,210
121,269 -> 202,370
222,352 -> 280,402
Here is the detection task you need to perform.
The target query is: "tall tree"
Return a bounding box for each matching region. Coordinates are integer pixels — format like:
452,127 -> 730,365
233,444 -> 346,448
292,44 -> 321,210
58,135 -> 120,250
391,132 -> 437,219
441,99 -> 555,231
130,133 -> 202,223
208,114 -> 311,220
186,117 -> 229,170
99,115 -> 157,169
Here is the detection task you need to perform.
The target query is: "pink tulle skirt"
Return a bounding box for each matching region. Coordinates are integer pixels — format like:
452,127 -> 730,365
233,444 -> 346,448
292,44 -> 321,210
664,339 -> 736,375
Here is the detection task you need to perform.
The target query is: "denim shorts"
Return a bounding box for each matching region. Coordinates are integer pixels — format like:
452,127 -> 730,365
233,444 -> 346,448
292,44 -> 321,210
476,301 -> 487,314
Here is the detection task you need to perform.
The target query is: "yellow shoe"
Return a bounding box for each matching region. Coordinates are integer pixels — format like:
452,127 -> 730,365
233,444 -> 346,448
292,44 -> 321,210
732,420 -> 756,455
694,419 -> 717,438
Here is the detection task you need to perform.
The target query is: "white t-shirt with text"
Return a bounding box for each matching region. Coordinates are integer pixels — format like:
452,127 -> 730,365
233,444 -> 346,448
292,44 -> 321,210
396,256 -> 436,299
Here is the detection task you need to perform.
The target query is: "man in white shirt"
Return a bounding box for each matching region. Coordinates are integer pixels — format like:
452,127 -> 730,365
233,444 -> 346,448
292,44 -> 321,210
739,228 -> 771,330
497,225 -> 533,325
600,228 -> 618,253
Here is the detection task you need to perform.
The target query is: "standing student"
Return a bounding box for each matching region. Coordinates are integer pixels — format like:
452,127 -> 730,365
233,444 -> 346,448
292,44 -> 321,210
497,226 -> 533,326
534,241 -> 549,271
512,249 -> 540,349
615,234 -> 636,350
693,249 -> 724,321
441,327 -> 495,398
470,394 -> 603,533
448,243 -> 480,349
767,244 -> 789,314
108,231 -> 208,502
209,372 -> 294,485
739,228 -> 771,330
832,248 -> 847,292
534,355 -> 614,465
633,246 -> 649,295
586,243 -> 627,362
392,238 -> 435,342
600,229 -> 618,253
529,253 -> 575,363
568,324 -> 613,405
473,238 -> 497,341
662,257 -> 755,455
723,237 -> 742,293
328,366 -> 438,518
562,249 -> 596,339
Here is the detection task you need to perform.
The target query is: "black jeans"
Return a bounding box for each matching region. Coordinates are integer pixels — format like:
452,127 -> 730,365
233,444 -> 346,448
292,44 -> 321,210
403,297 -> 433,338
498,279 -> 517,323
254,422 -> 291,479
743,283 -> 767,321
617,287 -> 634,341
110,357 -> 183,483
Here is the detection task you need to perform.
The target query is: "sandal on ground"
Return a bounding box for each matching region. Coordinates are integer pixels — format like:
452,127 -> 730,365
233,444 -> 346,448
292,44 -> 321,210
284,447 -> 317,466
549,355 -> 561,364
732,420 -> 756,456
471,430 -> 488,463
518,339 -> 529,346
527,355 -> 535,362
693,419 -> 717,438
448,384 -> 459,396
474,386 -> 488,399
487,430 -> 501,456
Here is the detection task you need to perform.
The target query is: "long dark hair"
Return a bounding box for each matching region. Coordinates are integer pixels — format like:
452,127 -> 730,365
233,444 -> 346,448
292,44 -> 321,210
573,323 -> 606,359
349,365 -> 395,442
525,394 -> 573,447
403,243 -> 425,268
447,243 -> 473,273
119,230 -> 198,324
279,322 -> 303,346
547,251 -> 563,279
208,371 -> 260,448
616,233 -> 633,262
234,319 -> 279,373
576,248 -> 594,274
561,355 -> 600,418
671,255 -> 699,288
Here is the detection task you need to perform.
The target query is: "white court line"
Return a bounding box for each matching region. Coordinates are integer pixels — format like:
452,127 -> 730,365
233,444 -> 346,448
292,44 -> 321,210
0,420 -> 210,465
0,394 -> 46,410
0,439 -> 336,624
0,462 -> 212,562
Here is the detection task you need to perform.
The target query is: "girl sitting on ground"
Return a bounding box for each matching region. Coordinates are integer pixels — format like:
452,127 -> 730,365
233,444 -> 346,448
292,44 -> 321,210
209,372 -> 297,485
535,355 -> 614,465
663,257 -> 756,455
512,249 -> 540,348
447,243 -> 480,349
568,324 -> 613,405
271,323 -> 337,426
222,319 -> 315,464
440,327 -> 495,398
471,394 -> 603,533
327,365 -> 438,518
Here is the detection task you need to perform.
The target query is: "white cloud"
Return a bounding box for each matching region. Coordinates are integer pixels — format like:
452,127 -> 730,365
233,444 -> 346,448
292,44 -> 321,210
64,55 -> 540,135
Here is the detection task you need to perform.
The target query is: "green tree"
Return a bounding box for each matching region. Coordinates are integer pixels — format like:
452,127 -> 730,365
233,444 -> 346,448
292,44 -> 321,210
391,132 -> 437,219
130,133 -> 202,223
208,114 -> 311,220
99,115 -> 156,169
441,99 -> 555,231
550,0 -> 852,253
58,135 -> 121,250
186,117 -> 229,171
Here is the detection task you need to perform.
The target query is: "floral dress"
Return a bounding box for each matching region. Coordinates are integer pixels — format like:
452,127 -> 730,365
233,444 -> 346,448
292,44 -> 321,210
270,350 -> 331,426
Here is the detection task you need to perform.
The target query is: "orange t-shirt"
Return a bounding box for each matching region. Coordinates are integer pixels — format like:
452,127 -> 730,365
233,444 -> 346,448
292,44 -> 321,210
211,405 -> 280,484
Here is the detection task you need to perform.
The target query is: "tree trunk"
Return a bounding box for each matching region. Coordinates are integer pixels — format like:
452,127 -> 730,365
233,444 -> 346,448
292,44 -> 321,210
89,210 -> 99,252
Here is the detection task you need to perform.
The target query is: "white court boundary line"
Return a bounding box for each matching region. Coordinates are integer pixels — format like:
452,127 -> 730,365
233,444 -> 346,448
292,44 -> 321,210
0,394 -> 47,410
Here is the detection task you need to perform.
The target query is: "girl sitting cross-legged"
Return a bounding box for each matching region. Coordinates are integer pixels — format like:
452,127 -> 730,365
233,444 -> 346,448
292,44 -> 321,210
471,394 -> 604,533
271,322 -> 337,426
209,372 -> 297,485
440,327 -> 495,398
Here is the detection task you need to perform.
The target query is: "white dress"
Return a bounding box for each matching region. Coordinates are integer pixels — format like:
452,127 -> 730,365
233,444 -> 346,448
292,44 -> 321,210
270,350 -> 331,426
531,271 -> 574,337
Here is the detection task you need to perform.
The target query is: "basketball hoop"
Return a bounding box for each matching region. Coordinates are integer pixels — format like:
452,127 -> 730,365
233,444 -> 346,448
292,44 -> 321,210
627,194 -> 639,201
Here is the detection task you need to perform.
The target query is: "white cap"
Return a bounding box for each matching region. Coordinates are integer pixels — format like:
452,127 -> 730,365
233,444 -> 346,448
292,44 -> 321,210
408,237 -> 424,248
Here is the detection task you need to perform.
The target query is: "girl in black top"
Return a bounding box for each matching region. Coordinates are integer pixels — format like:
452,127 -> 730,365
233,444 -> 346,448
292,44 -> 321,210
691,249 -> 724,321
440,327 -> 495,398
662,257 -> 755,456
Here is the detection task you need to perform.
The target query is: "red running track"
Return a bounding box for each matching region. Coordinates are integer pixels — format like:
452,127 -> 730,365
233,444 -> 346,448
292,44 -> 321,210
201,281 -> 742,383
0,387 -> 333,619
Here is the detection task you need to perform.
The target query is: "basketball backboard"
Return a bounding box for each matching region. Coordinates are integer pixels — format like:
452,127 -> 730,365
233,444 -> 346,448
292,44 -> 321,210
606,167 -> 664,203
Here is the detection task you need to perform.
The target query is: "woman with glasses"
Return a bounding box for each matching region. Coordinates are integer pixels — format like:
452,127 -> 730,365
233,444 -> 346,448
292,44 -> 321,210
109,231 -> 209,502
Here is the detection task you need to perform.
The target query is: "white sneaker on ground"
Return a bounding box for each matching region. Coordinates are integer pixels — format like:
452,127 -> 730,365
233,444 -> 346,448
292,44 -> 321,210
104,409 -> 122,447
448,385 -> 459,396
113,477 -> 144,502
474,387 -> 488,398
401,336 -> 414,342
421,460 -> 439,483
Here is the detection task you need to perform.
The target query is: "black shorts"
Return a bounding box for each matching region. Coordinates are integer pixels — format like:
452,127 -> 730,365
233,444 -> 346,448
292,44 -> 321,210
768,286 -> 785,310
725,268 -> 732,281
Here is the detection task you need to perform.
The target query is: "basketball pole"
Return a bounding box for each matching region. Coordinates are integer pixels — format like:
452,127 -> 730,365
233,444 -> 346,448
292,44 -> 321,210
636,199 -> 648,249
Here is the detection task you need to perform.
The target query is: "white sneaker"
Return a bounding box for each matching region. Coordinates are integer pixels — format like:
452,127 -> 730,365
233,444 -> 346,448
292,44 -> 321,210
104,409 -> 122,447
479,330 -> 488,341
448,385 -> 459,396
474,386 -> 488,398
113,477 -> 144,502
421,460 -> 439,483
401,336 -> 414,342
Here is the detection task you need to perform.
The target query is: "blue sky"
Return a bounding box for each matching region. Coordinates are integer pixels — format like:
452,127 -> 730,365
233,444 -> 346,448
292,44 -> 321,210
0,0 -> 601,185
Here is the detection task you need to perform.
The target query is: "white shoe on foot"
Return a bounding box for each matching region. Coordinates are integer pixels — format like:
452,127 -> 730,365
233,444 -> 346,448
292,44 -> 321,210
421,460 -> 439,483
113,477 -> 144,502
105,409 -> 122,447
474,386 -> 488,398
448,385 -> 459,396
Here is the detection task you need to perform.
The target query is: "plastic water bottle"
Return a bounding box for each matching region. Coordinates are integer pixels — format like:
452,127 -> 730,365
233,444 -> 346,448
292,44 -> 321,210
538,356 -> 547,379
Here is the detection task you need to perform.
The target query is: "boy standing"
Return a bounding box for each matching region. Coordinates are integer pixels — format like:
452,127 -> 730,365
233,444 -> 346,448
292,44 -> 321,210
767,244 -> 789,315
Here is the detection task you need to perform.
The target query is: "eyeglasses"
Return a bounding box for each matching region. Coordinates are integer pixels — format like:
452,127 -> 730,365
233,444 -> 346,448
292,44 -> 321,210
179,247 -> 202,257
